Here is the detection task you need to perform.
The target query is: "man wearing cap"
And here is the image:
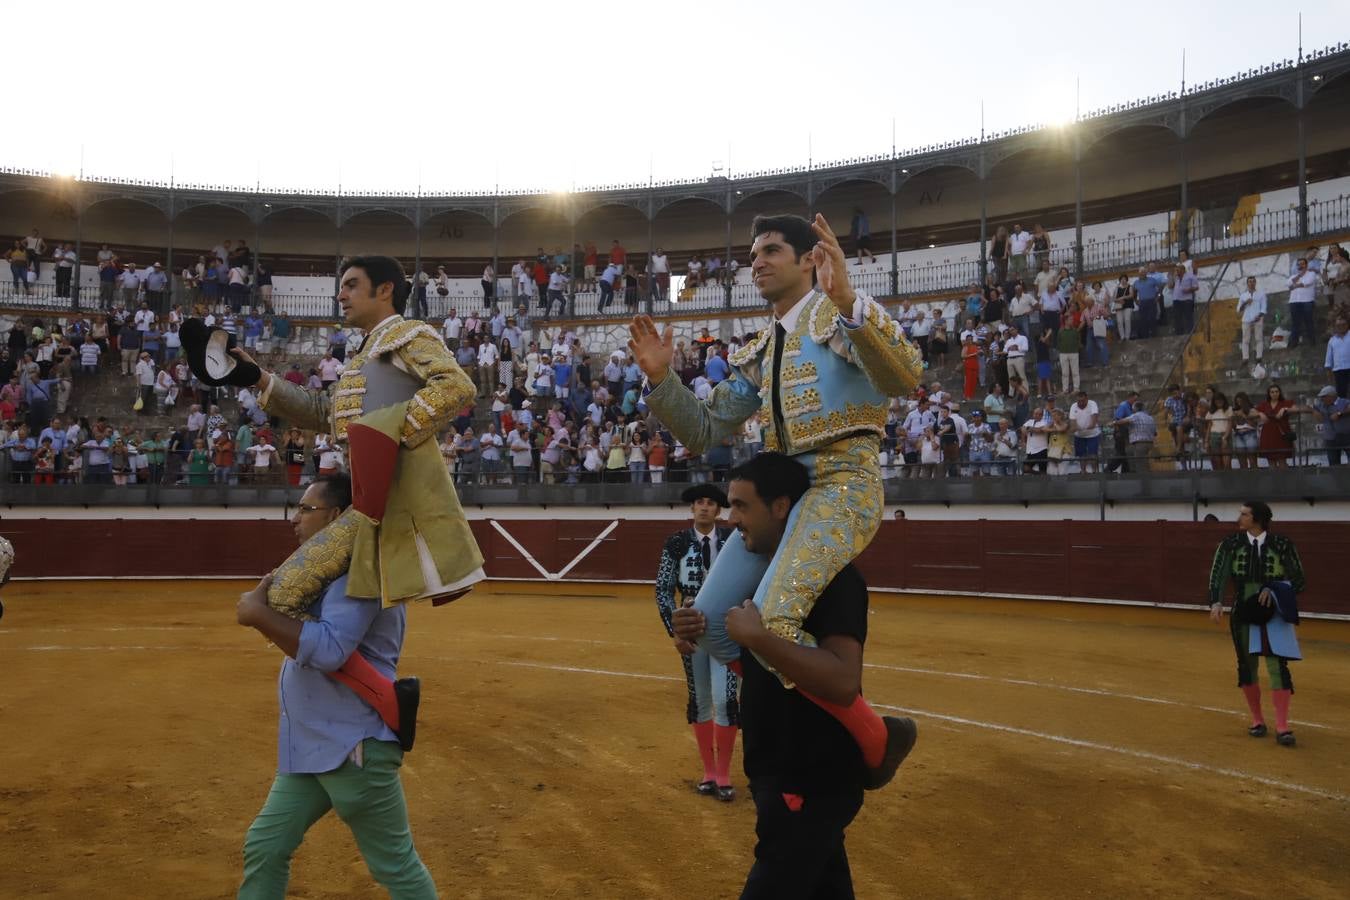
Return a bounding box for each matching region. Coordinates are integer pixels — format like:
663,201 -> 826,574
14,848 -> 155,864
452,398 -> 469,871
656,484 -> 740,801
145,262 -> 170,314
1311,384 -> 1350,465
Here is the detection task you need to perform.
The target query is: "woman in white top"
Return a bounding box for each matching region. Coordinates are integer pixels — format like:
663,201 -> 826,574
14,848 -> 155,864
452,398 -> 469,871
627,428 -> 648,482
919,426 -> 942,478
475,337 -> 499,398
490,385 -> 510,431
1204,391 -> 1233,472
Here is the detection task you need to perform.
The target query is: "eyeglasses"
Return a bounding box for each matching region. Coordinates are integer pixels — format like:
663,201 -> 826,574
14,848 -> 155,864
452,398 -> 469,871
296,504 -> 332,514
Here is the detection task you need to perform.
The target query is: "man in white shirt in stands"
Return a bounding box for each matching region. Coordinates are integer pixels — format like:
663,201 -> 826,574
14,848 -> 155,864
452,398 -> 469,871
1007,224 -> 1033,279
248,439 -> 277,482
442,308 -> 463,351
1008,283 -> 1035,338
1068,391 -> 1102,474
54,243 -> 77,298
1003,324 -> 1029,388
508,423 -> 533,483
1286,257 -> 1319,349
648,248 -> 670,302
1236,276 -> 1267,363
134,301 -> 155,334
317,351 -> 343,389
120,264 -> 142,307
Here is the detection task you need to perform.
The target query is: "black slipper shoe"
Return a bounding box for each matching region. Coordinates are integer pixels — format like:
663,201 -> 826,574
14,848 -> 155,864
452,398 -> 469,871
394,677 -> 421,752
716,785 -> 736,802
695,780 -> 717,796
1248,723 -> 1268,737
181,318 -> 262,387
1276,730 -> 1296,747
865,716 -> 919,791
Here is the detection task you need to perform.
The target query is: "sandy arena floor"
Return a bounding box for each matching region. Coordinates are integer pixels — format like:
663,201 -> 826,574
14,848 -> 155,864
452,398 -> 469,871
1,579 -> 1348,900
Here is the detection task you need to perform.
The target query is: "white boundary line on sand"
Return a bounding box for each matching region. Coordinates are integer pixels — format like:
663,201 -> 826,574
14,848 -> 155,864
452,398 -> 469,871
870,702 -> 1349,803
11,644 -> 1345,802
863,662 -> 1335,731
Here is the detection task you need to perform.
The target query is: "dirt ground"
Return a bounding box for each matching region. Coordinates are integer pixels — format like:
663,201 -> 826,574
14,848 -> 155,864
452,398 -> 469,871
1,579 -> 1348,900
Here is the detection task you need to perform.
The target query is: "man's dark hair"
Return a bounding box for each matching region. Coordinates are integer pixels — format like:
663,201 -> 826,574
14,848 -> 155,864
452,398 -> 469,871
751,214 -> 817,265
342,255 -> 411,314
1243,500 -> 1273,530
728,452 -> 809,508
316,473 -> 353,511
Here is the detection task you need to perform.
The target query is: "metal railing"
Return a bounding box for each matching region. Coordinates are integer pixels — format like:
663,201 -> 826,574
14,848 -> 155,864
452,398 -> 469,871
3,451 -> 1346,510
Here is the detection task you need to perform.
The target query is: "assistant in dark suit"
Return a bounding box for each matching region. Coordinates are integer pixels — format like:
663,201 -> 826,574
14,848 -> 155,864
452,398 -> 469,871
656,484 -> 740,800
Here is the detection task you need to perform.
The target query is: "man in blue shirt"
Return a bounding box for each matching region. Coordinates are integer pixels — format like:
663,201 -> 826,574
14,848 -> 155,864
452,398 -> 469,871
1172,264 -> 1200,335
1132,264 -> 1166,340
598,262 -> 621,311
1107,391 -> 1138,473
705,346 -> 730,385
235,475 -> 437,899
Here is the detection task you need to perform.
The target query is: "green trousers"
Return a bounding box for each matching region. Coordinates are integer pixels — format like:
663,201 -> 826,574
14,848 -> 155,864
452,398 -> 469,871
238,738 -> 437,900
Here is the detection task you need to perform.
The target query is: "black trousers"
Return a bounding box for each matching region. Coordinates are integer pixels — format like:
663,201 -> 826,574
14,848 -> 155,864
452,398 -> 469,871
56,267 -> 72,297
740,781 -> 863,900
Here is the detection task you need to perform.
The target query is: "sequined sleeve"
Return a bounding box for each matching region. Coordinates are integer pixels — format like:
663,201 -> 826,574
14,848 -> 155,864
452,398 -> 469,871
836,293 -> 924,398
395,330 -> 476,448
259,375 -> 331,433
1272,535 -> 1307,594
655,534 -> 682,637
644,369 -> 763,455
1208,536 -> 1236,606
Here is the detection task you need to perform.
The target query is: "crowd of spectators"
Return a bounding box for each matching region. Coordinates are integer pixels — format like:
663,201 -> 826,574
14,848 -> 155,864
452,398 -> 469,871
5,228 -> 1350,487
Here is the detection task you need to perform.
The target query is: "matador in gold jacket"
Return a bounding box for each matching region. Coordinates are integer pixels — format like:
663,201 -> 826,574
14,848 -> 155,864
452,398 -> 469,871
260,312 -> 485,615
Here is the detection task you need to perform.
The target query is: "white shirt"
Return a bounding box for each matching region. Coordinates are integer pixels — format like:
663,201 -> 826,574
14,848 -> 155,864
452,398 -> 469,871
1008,230 -> 1032,255
1238,290 -> 1267,324
443,316 -> 463,339
248,443 -> 276,467
134,308 -> 154,331
691,525 -> 721,568
318,358 -> 343,381
649,253 -> 669,274
479,432 -> 503,460
1004,334 -> 1029,357
1287,271 -> 1317,304
1009,294 -> 1034,318
1069,400 -> 1101,439
135,359 -> 155,386
57,249 -> 76,268
509,432 -> 533,467
478,342 -> 499,367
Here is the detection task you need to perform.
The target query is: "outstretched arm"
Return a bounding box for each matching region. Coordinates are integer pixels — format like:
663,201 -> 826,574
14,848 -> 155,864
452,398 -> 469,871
632,315 -> 762,453
811,215 -> 924,397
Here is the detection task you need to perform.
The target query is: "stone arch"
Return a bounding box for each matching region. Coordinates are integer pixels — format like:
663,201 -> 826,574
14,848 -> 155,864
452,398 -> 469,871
652,197 -> 727,257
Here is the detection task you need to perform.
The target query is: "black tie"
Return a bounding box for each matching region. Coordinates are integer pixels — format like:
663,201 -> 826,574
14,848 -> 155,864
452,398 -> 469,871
771,321 -> 787,435
700,535 -> 711,570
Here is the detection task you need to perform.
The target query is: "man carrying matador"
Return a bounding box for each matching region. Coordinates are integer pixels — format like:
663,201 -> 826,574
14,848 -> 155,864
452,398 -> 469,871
629,213 -> 921,789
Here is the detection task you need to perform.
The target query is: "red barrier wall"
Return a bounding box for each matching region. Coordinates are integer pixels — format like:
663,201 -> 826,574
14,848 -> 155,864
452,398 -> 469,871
4,519 -> 1347,615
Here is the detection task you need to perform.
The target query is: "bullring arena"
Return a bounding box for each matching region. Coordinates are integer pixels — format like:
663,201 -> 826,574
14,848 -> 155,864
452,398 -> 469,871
5,15 -> 1350,898
2,515 -> 1348,899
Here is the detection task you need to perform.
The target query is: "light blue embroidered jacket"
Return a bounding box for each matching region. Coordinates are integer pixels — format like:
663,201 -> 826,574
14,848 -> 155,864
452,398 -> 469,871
646,291 -> 922,455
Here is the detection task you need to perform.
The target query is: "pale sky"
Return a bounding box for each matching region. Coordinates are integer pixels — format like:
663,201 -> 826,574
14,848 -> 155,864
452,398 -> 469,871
6,1 -> 1345,194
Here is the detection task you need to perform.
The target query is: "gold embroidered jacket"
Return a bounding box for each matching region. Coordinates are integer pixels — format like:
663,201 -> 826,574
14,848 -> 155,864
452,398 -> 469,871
261,316 -> 484,604
645,291 -> 922,455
